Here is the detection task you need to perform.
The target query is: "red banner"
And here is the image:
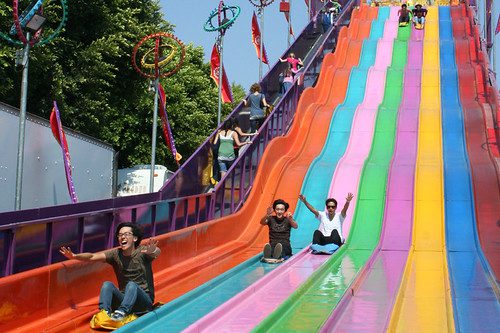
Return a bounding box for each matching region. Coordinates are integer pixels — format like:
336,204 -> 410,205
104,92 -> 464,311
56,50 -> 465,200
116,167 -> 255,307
283,12 -> 295,37
158,84 -> 182,165
50,101 -> 78,203
210,43 -> 234,103
251,12 -> 269,64
496,13 -> 500,35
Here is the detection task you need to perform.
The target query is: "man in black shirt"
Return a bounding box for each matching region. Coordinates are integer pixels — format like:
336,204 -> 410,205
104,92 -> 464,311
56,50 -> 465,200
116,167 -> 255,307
60,222 -> 161,328
260,199 -> 298,261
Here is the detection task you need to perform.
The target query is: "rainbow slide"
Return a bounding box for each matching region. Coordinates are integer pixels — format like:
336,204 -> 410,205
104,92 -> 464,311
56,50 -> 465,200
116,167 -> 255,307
1,4 -> 499,333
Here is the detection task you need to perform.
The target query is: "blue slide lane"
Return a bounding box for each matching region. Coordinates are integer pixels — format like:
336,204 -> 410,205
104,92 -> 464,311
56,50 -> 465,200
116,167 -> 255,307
117,8 -> 390,333
439,7 -> 500,332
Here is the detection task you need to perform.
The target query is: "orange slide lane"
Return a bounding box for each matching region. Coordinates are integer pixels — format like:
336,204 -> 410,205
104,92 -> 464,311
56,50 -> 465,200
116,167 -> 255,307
0,6 -> 377,333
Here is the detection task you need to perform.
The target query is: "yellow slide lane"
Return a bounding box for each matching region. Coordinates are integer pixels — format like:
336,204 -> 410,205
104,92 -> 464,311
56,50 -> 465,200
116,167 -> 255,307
387,7 -> 455,332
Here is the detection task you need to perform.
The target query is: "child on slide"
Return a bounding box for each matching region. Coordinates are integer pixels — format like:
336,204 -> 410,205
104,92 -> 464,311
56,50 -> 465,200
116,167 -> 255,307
412,4 -> 428,29
398,4 -> 411,27
260,199 -> 298,263
299,193 -> 353,254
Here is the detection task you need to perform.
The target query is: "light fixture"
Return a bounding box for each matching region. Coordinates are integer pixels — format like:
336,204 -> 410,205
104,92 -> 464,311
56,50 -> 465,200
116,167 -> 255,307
25,13 -> 47,32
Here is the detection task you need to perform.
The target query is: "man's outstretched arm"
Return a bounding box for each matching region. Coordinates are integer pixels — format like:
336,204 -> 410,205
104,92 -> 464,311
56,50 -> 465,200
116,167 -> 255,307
341,193 -> 354,217
299,194 -> 319,217
141,238 -> 161,259
59,247 -> 106,262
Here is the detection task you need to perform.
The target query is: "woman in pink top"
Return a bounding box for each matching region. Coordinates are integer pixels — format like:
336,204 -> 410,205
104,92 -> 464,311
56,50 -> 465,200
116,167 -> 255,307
279,68 -> 294,95
279,53 -> 304,74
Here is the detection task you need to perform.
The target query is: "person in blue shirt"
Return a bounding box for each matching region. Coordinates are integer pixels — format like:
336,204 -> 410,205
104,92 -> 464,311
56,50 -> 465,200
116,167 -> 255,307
242,83 -> 270,133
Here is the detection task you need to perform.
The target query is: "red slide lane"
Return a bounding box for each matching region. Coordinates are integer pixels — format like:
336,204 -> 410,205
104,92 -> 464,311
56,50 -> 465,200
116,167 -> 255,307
451,6 -> 500,283
0,5 -> 378,333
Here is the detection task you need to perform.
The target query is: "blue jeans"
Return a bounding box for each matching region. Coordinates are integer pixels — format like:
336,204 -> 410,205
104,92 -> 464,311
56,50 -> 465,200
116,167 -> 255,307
99,281 -> 153,315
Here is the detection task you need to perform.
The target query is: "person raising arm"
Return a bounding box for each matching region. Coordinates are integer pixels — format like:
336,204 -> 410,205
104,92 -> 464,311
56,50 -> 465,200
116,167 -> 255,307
59,222 -> 161,328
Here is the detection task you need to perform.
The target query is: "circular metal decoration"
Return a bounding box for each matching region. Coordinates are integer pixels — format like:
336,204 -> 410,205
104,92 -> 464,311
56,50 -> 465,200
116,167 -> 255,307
8,0 -> 68,47
132,32 -> 185,79
204,2 -> 241,33
248,0 -> 275,9
140,43 -> 177,70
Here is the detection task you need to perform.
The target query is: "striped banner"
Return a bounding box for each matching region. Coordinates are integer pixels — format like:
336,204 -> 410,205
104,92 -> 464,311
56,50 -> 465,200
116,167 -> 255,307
49,101 -> 78,203
158,83 -> 182,165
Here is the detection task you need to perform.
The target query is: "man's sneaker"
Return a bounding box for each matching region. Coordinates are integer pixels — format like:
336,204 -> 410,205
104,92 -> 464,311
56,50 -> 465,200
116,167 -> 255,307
273,243 -> 283,259
111,310 -> 126,322
263,243 -> 272,258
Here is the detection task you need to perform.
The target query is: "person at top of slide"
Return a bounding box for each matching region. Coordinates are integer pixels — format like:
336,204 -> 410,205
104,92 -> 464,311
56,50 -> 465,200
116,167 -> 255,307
279,52 -> 304,75
398,3 -> 411,25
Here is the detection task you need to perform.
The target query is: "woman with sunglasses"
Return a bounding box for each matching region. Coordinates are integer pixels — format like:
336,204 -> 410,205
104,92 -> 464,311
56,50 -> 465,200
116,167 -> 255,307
298,192 -> 354,247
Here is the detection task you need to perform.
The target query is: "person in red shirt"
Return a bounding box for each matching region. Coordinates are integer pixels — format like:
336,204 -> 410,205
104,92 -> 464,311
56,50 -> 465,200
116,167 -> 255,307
398,4 -> 411,26
279,53 -> 304,75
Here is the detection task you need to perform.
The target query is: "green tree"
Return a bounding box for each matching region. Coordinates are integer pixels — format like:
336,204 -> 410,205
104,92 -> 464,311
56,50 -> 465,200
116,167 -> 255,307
0,0 -> 244,170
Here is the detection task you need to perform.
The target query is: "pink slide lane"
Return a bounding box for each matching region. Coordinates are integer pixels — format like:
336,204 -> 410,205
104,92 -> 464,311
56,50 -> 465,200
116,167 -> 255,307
327,6 -> 398,239
320,28 -> 424,332
182,8 -> 400,333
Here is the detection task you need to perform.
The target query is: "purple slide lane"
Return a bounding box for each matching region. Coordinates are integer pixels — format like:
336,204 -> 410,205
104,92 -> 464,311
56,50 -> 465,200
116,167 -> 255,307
182,7 -> 400,333
319,28 -> 424,332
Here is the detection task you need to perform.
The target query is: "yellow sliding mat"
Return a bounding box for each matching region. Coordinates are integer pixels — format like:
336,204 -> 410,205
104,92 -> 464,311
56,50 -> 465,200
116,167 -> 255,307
387,6 -> 455,332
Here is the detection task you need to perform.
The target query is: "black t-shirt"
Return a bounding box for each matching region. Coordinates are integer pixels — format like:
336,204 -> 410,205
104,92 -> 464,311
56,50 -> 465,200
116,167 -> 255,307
267,216 -> 293,256
412,8 -> 427,18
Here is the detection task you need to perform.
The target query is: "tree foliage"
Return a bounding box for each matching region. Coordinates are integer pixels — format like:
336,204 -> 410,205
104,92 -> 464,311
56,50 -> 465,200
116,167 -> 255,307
0,0 -> 244,170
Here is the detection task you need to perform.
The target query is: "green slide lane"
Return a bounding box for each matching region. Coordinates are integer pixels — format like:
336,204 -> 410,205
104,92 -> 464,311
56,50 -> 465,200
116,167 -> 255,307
252,25 -> 410,333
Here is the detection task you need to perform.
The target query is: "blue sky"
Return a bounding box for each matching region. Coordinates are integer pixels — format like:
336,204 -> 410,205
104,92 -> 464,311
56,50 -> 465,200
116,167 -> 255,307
159,0 -> 310,90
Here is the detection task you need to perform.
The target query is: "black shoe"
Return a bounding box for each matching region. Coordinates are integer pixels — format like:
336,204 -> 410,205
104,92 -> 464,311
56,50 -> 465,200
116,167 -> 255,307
263,243 -> 272,258
273,243 -> 283,259
110,310 -> 126,322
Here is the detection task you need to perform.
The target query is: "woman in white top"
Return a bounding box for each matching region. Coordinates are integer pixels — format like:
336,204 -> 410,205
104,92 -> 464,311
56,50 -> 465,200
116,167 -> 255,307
298,193 -> 354,246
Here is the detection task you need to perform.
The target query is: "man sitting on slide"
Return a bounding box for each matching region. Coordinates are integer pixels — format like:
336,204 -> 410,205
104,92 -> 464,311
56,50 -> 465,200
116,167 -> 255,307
299,192 -> 353,253
412,4 -> 428,29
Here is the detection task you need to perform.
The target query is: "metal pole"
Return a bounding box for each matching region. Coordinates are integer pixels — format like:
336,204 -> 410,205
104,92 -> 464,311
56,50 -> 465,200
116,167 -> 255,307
149,77 -> 159,193
288,0 -> 292,47
218,35 -> 224,125
308,0 -> 311,21
259,9 -> 264,81
14,32 -> 31,210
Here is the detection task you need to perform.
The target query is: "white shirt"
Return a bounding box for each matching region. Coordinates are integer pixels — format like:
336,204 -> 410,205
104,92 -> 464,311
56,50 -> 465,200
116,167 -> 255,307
317,210 -> 345,242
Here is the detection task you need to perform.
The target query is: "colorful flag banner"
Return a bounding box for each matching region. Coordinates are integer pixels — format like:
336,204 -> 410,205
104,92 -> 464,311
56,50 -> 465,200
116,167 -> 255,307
49,101 -> 78,203
158,83 -> 182,165
283,11 -> 295,37
251,11 -> 269,64
210,43 -> 234,103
